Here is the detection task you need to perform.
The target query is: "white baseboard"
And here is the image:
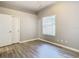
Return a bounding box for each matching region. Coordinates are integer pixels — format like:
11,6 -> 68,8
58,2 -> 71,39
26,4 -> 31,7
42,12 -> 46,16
39,38 -> 79,53
19,38 -> 39,43
18,38 -> 79,53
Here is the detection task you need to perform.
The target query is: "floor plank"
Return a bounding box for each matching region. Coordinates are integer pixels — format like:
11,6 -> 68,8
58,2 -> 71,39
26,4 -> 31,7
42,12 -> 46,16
0,40 -> 79,58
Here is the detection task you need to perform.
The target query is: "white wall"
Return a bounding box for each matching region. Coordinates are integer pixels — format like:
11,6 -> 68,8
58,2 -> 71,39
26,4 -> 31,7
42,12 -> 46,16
38,2 -> 79,50
20,14 -> 38,41
0,7 -> 38,41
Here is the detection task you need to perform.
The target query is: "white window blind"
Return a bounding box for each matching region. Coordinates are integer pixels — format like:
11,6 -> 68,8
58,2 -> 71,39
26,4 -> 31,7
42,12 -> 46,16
42,16 -> 56,36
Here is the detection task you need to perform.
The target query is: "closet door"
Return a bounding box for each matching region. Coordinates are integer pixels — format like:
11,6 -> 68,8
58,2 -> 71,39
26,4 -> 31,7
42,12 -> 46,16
0,14 -> 14,47
12,16 -> 20,43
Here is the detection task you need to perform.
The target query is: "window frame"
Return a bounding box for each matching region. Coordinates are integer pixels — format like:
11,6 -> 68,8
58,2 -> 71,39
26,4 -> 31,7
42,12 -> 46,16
42,15 -> 56,36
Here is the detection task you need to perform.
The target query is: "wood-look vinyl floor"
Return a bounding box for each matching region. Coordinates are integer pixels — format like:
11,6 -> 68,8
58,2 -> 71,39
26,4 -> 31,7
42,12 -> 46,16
0,40 -> 79,58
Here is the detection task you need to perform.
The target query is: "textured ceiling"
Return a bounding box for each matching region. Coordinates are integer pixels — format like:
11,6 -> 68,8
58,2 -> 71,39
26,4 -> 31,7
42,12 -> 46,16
0,1 -> 55,13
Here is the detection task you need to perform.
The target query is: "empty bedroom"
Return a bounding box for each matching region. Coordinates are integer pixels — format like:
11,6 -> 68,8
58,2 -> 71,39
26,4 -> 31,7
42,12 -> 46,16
0,0 -> 79,58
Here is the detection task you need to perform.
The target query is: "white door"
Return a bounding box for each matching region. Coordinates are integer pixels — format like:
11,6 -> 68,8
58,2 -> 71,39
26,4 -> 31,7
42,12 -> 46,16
0,14 -> 20,47
12,16 -> 20,43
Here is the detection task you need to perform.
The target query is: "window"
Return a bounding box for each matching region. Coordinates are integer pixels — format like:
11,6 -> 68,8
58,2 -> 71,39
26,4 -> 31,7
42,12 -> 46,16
42,16 -> 56,36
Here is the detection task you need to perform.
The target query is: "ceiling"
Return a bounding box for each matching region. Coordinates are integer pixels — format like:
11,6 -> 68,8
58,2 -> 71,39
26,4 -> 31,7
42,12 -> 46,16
0,1 -> 55,14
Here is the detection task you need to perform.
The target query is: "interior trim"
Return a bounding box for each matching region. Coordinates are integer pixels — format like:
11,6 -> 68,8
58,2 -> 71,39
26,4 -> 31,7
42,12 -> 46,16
38,38 -> 79,53
19,38 -> 79,53
19,38 -> 38,43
